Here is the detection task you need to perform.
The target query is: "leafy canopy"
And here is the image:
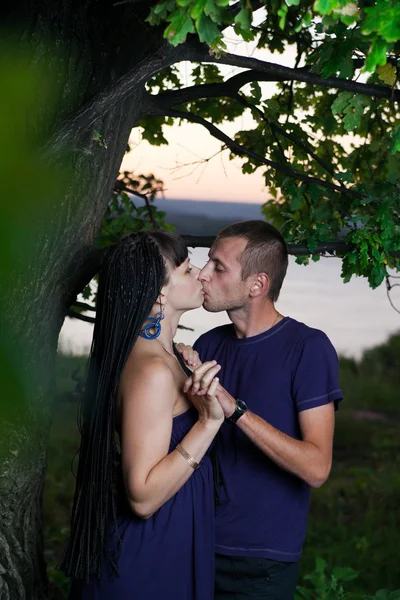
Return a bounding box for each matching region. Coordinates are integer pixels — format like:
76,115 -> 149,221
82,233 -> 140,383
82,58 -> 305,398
122,1 -> 400,288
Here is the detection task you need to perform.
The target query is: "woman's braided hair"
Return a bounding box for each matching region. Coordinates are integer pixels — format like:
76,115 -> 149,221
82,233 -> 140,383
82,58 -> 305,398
59,230 -> 188,581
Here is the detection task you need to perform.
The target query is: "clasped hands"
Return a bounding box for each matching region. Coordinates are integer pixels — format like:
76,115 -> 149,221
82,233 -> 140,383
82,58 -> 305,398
176,344 -> 236,421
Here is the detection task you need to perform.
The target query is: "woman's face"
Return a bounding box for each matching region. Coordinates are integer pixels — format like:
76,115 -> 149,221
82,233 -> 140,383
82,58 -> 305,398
163,257 -> 203,313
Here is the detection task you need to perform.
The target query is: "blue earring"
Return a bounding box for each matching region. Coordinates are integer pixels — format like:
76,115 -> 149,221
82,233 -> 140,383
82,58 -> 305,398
139,310 -> 164,339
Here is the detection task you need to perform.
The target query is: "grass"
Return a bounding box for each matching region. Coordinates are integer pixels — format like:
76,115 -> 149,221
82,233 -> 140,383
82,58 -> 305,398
44,334 -> 400,596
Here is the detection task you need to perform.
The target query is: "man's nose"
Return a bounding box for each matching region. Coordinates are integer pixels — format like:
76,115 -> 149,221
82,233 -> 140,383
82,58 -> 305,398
199,264 -> 210,282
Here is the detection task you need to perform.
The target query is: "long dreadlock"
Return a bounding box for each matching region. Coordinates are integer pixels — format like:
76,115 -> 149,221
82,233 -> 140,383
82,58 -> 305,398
59,231 -> 188,582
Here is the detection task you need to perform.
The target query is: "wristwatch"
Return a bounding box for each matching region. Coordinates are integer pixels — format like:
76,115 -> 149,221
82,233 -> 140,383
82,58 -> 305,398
227,398 -> 248,424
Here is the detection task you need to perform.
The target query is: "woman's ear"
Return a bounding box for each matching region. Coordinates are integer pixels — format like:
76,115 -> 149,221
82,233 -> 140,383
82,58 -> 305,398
157,290 -> 168,307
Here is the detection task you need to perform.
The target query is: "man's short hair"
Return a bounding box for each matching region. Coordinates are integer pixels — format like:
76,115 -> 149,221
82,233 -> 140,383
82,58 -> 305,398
216,220 -> 288,302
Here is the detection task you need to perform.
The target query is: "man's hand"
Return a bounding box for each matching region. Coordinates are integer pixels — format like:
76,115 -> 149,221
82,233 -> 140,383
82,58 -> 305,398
175,343 -> 202,368
215,383 -> 236,419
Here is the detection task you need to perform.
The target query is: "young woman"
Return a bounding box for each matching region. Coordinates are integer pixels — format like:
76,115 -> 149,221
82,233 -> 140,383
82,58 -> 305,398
60,231 -> 224,599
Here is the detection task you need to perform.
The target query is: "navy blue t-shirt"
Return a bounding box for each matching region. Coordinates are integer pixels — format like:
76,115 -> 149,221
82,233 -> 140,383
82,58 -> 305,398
194,317 -> 342,562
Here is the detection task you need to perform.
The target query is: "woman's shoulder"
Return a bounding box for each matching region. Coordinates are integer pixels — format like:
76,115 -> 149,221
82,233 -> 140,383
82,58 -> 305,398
121,351 -> 175,392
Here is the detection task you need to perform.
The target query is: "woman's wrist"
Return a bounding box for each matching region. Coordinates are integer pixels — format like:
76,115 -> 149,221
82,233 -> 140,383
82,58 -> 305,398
197,416 -> 224,431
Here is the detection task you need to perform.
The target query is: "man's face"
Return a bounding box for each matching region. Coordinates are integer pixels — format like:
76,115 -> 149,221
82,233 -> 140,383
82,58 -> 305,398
199,237 -> 252,313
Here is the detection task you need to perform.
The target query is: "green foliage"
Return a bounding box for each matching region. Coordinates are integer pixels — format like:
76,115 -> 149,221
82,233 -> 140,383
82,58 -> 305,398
70,170 -> 172,310
296,557 -> 359,600
148,0 -> 400,65
91,129 -> 108,149
97,171 -> 171,248
297,557 -> 400,600
139,115 -> 175,146
145,66 -> 183,94
391,126 -> 400,154
0,42 -> 70,437
142,0 -> 400,289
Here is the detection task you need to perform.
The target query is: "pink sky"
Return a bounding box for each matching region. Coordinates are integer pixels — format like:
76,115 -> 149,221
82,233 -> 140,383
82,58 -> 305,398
121,119 -> 269,204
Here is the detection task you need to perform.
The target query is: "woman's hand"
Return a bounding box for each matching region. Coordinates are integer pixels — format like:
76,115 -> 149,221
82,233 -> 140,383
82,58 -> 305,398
183,361 -> 224,425
175,343 -> 202,369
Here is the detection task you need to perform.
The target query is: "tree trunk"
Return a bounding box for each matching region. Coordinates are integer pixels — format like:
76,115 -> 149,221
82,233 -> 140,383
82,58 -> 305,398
0,1 -> 176,597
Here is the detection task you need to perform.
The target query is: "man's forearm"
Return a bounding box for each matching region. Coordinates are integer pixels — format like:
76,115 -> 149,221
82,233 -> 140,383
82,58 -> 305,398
236,411 -> 331,488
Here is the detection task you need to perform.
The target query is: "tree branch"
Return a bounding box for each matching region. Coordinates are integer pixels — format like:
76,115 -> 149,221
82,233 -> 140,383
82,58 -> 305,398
72,301 -> 96,312
149,72 -> 376,190
207,52 -> 400,101
152,50 -> 399,105
156,106 -> 363,199
154,70 -> 285,107
182,236 -> 400,257
70,236 -> 400,316
233,92 -> 338,180
68,305 -> 194,330
48,36 -> 399,156
67,309 -> 96,324
114,181 -> 158,227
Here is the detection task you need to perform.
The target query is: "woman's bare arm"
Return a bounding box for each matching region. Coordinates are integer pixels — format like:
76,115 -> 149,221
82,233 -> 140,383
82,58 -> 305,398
120,358 -> 222,519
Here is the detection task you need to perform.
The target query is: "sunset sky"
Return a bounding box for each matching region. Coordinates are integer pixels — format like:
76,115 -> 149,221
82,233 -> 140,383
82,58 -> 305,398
122,121 -> 268,203
121,22 -> 299,204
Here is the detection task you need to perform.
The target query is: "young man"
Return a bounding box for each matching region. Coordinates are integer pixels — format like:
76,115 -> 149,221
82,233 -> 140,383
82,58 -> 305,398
180,220 -> 342,600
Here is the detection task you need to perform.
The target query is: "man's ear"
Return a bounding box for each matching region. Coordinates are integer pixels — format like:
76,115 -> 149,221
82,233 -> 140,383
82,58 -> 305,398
249,273 -> 270,298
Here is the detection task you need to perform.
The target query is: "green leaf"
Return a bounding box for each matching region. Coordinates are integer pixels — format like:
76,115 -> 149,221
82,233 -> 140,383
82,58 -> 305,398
332,567 -> 359,582
92,129 -> 107,149
315,557 -> 327,572
82,284 -> 92,300
277,4 -> 288,29
234,5 -> 252,30
332,93 -> 369,132
331,92 -> 352,116
203,0 -> 223,22
196,13 -> 222,46
295,585 -> 314,600
376,63 -> 397,86
190,0 -> 207,21
164,11 -> 195,46
365,37 -> 388,72
249,81 -> 262,103
390,126 -> 400,155
313,0 -> 336,15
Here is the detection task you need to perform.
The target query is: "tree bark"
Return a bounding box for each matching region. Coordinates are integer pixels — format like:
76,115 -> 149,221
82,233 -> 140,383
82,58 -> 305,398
0,2 -> 176,598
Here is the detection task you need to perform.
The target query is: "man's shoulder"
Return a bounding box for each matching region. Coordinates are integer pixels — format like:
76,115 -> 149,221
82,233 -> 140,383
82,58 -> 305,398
286,319 -> 337,367
287,318 -> 332,347
194,324 -> 233,350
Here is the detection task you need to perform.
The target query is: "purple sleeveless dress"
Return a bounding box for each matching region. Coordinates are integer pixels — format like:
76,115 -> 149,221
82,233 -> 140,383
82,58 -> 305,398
70,406 -> 215,600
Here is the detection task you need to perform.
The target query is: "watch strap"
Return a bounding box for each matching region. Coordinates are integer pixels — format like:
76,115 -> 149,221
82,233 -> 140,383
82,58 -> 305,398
228,398 -> 248,424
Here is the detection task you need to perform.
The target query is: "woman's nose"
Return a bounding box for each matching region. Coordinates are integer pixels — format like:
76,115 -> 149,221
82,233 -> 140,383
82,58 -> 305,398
192,265 -> 201,278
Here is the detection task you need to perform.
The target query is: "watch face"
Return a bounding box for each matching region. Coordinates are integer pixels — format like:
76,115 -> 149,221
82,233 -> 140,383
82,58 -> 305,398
236,399 -> 247,412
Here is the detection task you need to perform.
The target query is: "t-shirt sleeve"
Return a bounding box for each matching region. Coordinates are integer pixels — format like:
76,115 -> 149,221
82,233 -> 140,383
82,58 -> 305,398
292,331 -> 343,412
193,336 -> 206,360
